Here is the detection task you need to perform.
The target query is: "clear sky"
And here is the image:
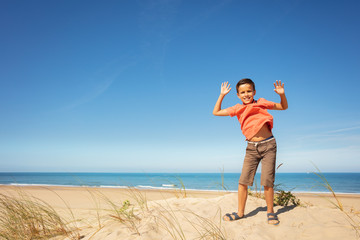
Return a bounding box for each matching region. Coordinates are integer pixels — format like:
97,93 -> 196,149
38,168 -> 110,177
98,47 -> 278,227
1,0 -> 360,173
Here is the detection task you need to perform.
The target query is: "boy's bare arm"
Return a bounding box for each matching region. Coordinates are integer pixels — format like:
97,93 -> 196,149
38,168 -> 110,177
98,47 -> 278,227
213,82 -> 231,116
272,80 -> 288,110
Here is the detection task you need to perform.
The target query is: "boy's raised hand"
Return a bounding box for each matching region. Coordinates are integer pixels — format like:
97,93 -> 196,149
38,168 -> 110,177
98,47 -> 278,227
273,80 -> 285,95
220,81 -> 231,95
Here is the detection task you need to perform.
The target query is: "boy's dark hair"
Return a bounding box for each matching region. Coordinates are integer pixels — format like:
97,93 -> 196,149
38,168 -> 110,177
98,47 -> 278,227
236,78 -> 255,93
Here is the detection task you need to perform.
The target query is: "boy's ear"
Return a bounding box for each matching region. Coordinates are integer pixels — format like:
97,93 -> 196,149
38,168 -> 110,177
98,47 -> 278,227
254,90 -> 256,96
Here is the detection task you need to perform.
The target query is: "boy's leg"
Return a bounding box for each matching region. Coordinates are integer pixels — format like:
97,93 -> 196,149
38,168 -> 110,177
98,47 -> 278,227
238,143 -> 260,215
223,143 -> 260,221
259,138 -> 279,224
224,183 -> 247,221
264,186 -> 279,224
238,183 -> 248,216
264,186 -> 274,214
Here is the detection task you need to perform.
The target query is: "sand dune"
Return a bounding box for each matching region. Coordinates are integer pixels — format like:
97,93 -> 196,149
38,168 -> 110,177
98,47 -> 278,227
0,186 -> 358,240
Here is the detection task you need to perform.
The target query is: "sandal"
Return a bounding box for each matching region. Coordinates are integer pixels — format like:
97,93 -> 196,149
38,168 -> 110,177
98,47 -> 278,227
267,213 -> 280,225
223,212 -> 243,221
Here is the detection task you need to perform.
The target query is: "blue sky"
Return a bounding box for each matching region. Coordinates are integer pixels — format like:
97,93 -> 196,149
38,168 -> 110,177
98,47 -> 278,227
1,0 -> 360,173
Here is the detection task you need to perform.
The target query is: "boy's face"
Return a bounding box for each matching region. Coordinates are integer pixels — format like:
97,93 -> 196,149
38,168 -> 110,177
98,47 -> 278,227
237,83 -> 256,105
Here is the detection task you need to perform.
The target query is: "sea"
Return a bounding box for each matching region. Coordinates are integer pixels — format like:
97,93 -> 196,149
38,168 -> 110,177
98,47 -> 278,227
0,172 -> 359,194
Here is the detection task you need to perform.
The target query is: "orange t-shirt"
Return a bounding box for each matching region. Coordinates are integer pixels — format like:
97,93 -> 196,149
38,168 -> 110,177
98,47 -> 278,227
225,98 -> 275,140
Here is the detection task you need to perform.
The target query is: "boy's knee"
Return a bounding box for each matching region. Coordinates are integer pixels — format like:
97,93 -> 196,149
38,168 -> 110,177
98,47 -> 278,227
263,186 -> 273,191
239,183 -> 248,189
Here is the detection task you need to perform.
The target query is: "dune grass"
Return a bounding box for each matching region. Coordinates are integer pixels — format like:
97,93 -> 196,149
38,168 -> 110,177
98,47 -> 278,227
154,202 -> 187,240
94,180 -> 228,239
184,209 -> 227,240
312,167 -> 360,237
153,200 -> 227,240
85,187 -> 104,231
173,176 -> 187,198
125,187 -> 149,213
312,167 -> 344,210
211,166 -> 229,192
0,173 -> 225,239
220,166 -> 228,191
151,173 -> 228,239
0,192 -> 80,240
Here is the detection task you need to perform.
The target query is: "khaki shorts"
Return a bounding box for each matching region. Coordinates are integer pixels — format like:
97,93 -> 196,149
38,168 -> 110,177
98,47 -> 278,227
239,137 -> 277,187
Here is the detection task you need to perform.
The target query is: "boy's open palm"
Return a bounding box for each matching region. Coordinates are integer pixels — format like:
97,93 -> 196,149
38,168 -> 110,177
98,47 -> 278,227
221,82 -> 231,95
273,80 -> 285,95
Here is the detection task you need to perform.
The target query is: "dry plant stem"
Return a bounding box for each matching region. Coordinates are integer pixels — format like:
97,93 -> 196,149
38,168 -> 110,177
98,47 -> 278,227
154,202 -> 186,240
176,176 -> 187,198
87,225 -> 105,240
85,188 -> 103,229
155,185 -> 226,240
219,166 -> 228,191
182,209 -> 227,240
154,197 -> 227,240
44,187 -> 81,239
125,187 -> 149,213
313,172 -> 343,210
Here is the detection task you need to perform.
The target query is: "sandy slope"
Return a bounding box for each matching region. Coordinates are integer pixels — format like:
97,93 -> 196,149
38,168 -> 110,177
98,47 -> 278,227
0,186 -> 359,240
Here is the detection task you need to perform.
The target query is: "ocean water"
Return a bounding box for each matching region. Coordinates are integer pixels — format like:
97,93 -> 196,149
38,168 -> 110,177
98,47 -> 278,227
0,172 -> 359,194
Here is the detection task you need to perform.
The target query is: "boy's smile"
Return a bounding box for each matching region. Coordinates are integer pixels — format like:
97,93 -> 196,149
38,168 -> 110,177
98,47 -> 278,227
237,83 -> 256,105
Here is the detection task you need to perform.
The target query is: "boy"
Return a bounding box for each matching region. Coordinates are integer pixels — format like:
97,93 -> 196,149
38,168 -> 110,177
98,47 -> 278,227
213,78 -> 288,225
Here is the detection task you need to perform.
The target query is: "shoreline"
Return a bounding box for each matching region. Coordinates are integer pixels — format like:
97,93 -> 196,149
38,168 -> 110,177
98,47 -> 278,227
2,183 -> 360,196
1,184 -> 360,207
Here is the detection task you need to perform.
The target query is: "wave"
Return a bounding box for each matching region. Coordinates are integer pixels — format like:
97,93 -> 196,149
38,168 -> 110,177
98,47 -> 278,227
162,184 -> 177,187
98,185 -> 129,189
136,185 -> 178,190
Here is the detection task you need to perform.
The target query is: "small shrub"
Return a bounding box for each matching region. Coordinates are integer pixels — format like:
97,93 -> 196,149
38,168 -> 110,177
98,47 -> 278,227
119,200 -> 130,212
107,199 -> 140,235
274,190 -> 300,206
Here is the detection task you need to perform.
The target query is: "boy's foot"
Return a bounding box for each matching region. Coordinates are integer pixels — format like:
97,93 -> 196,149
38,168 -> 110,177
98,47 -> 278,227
267,213 -> 280,225
223,212 -> 244,221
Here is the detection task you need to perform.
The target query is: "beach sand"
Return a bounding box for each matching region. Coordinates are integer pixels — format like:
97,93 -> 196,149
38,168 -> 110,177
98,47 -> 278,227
0,185 -> 359,240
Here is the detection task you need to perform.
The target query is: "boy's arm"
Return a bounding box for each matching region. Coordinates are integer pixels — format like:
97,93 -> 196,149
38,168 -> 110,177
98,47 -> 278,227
213,82 -> 231,116
272,80 -> 288,110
